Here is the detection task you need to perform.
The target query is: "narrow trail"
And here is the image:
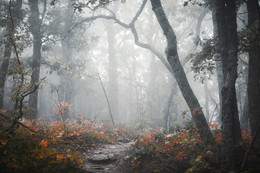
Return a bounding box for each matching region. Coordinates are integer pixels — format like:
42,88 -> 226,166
83,141 -> 134,173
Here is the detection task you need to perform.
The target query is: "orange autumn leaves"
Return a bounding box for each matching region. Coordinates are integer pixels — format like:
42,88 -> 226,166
23,121 -> 84,165
136,132 -> 155,147
181,108 -> 204,119
0,116 -> 127,171
40,139 -> 48,148
192,108 -> 201,115
56,154 -> 65,161
176,151 -> 186,160
131,157 -> 141,168
208,122 -> 219,130
131,129 -> 199,169
55,101 -> 72,121
55,101 -> 72,116
131,123 -> 253,170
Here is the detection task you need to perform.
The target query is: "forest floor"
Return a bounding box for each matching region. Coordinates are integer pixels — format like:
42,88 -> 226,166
1,116 -> 260,173
83,140 -> 134,173
0,116 -> 138,173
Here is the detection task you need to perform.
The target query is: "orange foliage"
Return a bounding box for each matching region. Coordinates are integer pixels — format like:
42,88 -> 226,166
0,109 -> 7,114
192,108 -> 201,115
176,151 -> 187,160
40,139 -> 48,148
1,140 -> 8,146
214,132 -> 222,143
208,122 -> 219,130
54,101 -> 72,121
56,154 -> 65,161
242,130 -> 252,141
0,114 -> 132,171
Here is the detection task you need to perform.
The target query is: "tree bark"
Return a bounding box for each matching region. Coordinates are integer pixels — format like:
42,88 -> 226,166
214,0 -> 242,167
28,0 -> 42,119
0,39 -> 12,109
240,93 -> 249,130
247,0 -> 260,143
207,3 -> 223,124
0,0 -> 22,109
150,0 -> 215,145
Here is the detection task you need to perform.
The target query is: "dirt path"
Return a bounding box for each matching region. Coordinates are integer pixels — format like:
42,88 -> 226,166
83,141 -> 134,173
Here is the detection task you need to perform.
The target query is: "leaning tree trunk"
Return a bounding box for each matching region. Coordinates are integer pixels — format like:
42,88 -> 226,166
0,0 -> 22,109
150,0 -> 215,145
28,0 -> 42,119
247,0 -> 260,145
214,0 -> 242,168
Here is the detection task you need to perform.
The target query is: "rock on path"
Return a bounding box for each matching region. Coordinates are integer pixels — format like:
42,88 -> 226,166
83,141 -> 134,173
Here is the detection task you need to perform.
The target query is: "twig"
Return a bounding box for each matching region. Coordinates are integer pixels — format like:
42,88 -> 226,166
40,0 -> 47,23
98,74 -> 115,128
0,112 -> 39,138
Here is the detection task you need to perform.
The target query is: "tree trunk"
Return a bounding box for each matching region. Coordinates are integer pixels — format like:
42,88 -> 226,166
59,0 -> 75,105
210,7 -> 223,124
214,0 -> 242,167
0,0 -> 22,109
204,80 -> 210,122
150,0 -> 215,145
247,0 -> 260,143
148,54 -> 159,119
106,21 -> 119,121
0,40 -> 11,109
240,93 -> 249,130
147,10 -> 160,121
28,0 -> 42,119
163,82 -> 177,130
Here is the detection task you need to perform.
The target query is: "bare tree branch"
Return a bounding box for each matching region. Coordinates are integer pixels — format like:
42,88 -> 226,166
73,0 -> 174,76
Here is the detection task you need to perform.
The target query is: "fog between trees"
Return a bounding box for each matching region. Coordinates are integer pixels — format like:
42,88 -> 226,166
0,0 -> 219,125
0,0 -> 259,170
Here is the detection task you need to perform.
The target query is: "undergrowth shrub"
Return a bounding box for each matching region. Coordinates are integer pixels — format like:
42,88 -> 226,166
127,120 -> 256,173
0,115 -> 132,172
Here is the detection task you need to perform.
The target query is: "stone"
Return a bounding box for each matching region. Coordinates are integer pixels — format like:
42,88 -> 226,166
89,154 -> 114,164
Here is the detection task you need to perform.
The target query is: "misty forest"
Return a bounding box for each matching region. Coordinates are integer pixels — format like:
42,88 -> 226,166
0,0 -> 260,172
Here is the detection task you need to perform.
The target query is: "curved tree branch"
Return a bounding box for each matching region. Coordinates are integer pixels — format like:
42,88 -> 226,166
129,0 -> 147,26
73,0 -> 174,76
